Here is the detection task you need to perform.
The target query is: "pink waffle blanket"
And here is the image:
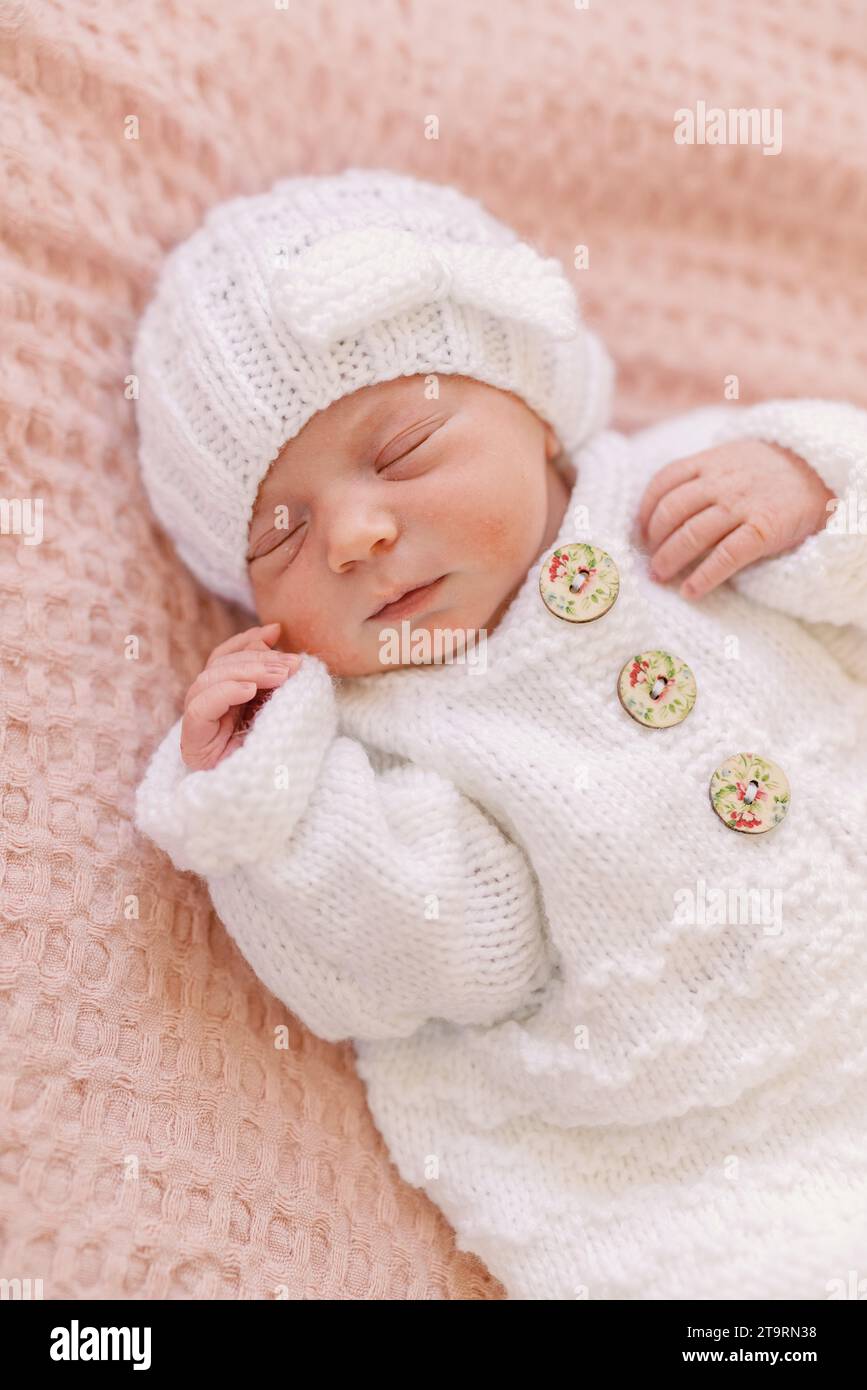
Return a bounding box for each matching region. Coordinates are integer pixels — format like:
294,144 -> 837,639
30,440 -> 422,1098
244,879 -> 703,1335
1,0 -> 865,1298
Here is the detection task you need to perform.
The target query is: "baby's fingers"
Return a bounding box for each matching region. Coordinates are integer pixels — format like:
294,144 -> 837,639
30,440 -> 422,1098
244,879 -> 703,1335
204,621 -> 282,667
185,651 -> 297,710
637,456 -> 701,537
680,521 -> 766,599
649,504 -> 733,583
181,679 -> 260,768
185,679 -> 259,732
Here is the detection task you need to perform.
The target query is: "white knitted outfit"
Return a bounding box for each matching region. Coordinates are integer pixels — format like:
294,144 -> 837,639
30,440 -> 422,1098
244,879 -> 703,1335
136,393 -> 867,1300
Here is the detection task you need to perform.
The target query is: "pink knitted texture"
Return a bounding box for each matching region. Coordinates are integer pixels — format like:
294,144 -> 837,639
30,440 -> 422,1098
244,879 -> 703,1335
1,0 -> 865,1299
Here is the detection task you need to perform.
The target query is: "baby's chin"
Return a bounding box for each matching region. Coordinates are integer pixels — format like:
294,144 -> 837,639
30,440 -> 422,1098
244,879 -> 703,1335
295,616 -> 483,678
263,583 -> 509,678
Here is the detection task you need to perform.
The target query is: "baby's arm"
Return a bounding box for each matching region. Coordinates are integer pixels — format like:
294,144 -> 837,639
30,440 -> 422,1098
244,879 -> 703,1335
134,652 -> 553,1043
636,399 -> 867,630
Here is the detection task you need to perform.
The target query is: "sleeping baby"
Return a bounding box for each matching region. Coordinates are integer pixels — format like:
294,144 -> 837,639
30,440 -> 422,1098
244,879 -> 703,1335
133,167 -> 867,1300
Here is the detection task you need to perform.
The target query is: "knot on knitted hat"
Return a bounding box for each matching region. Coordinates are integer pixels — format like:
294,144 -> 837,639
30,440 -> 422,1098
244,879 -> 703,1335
270,227 -> 581,350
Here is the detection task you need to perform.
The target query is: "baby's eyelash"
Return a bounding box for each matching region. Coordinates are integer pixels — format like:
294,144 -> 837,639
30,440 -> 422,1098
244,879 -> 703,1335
248,435 -> 436,563
376,449 -> 413,474
249,523 -> 304,562
375,434 -> 432,473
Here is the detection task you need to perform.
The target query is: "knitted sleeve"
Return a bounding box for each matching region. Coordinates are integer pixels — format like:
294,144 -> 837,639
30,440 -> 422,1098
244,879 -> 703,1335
134,654 -> 554,1042
705,398 -> 867,629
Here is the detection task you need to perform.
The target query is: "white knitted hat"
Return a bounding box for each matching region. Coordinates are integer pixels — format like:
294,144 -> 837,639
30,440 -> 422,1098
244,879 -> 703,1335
132,167 -> 615,612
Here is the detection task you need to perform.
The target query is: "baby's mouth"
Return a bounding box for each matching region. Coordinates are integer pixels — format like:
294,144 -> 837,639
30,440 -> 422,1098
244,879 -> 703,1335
367,575 -> 447,622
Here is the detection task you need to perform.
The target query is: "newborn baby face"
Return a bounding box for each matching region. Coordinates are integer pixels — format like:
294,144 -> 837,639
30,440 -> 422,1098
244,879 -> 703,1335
246,373 -> 571,676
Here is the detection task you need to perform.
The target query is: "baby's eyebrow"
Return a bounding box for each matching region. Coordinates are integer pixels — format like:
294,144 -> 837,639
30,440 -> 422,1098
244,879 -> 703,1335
352,391 -> 439,455
357,393 -> 401,435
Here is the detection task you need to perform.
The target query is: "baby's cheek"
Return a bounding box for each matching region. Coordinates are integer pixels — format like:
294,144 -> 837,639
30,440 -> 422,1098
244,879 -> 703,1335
479,502 -> 545,587
282,608 -> 326,656
276,603 -> 368,674
471,509 -> 510,551
453,498 -> 525,571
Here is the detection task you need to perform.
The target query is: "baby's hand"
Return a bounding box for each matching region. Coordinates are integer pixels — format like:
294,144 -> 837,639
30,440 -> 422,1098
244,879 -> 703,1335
180,622 -> 301,771
637,440 -> 835,599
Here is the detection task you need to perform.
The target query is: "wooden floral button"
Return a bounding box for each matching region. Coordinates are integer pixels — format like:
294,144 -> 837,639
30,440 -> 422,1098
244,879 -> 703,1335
709,753 -> 791,833
617,649 -> 697,728
539,542 -> 620,622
